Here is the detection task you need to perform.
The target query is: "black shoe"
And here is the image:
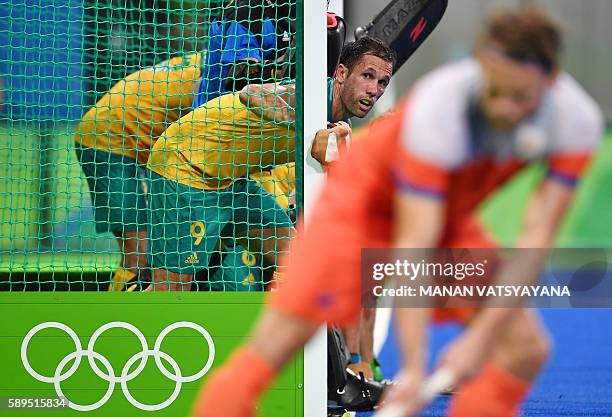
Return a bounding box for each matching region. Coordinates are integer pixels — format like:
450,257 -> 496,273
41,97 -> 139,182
329,370 -> 386,412
327,406 -> 349,417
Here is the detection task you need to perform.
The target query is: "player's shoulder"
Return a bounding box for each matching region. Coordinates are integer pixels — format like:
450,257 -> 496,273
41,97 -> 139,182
399,59 -> 480,169
550,73 -> 604,131
192,92 -> 248,122
166,94 -> 233,131
547,72 -> 605,151
200,92 -> 240,110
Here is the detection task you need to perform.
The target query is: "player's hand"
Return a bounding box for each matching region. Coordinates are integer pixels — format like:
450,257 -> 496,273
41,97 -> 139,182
434,327 -> 492,386
191,367 -> 257,417
377,369 -> 425,417
310,121 -> 351,167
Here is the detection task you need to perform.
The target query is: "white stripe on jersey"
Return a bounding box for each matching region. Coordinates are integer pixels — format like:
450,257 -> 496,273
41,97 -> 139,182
400,59 -> 604,169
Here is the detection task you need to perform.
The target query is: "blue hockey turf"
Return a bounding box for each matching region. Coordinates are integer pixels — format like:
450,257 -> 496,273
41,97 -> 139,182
358,309 -> 612,416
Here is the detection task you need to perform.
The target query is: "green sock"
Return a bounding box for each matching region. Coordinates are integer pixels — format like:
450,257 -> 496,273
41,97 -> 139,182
371,358 -> 383,382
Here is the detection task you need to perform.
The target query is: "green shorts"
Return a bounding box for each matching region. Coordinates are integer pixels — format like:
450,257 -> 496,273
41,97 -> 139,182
75,144 -> 148,234
148,171 -> 292,274
208,242 -> 265,292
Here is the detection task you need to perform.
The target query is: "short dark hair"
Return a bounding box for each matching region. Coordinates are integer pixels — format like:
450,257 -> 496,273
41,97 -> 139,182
478,8 -> 563,73
338,36 -> 396,72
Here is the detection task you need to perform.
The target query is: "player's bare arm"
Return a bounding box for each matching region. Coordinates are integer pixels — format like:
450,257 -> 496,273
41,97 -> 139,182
381,177 -> 575,415
239,82 -> 295,123
516,177 -> 576,248
478,177 -> 577,304
378,190 -> 445,415
435,177 -> 578,389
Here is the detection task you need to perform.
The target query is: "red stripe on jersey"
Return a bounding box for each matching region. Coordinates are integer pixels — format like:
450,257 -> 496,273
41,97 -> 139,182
548,153 -> 592,180
393,150 -> 450,195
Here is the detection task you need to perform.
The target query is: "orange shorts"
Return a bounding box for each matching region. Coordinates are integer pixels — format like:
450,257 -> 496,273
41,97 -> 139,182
269,213 -> 370,327
434,215 -> 498,324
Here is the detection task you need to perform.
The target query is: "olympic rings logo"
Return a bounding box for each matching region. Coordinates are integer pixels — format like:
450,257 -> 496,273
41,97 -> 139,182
21,321 -> 215,412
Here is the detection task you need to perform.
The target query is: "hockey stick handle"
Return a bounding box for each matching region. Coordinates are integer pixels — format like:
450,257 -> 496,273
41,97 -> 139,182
373,368 -> 456,417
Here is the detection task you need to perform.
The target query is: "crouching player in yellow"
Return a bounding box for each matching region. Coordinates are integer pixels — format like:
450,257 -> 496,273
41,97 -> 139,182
146,83 -> 297,291
147,37 -> 395,291
75,53 -> 203,291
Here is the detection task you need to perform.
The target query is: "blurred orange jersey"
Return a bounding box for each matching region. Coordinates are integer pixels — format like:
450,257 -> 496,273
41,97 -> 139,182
270,59 -> 603,326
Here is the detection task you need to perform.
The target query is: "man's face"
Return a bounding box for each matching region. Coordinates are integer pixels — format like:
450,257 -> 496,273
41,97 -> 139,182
336,54 -> 393,118
479,50 -> 555,132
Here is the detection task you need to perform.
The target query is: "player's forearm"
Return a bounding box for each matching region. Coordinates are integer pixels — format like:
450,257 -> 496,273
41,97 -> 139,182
478,229 -> 554,322
516,178 -> 574,249
395,307 -> 430,376
267,100 -> 295,124
488,179 -> 574,307
239,84 -> 295,124
390,193 -> 441,375
490,249 -> 551,298
253,95 -> 294,123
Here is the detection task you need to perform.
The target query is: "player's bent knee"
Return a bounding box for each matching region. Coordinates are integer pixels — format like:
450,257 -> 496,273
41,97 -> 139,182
495,314 -> 552,377
512,330 -> 551,370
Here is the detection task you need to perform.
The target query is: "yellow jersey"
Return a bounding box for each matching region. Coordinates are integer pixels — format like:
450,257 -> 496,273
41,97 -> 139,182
148,92 -> 295,190
252,163 -> 296,210
75,53 -> 203,164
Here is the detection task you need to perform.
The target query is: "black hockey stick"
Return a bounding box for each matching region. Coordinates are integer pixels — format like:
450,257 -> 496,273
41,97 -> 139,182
355,0 -> 449,74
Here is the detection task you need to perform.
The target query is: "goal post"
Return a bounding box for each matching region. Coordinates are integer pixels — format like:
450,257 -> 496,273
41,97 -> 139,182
299,1 -> 329,416
1,0 -> 332,414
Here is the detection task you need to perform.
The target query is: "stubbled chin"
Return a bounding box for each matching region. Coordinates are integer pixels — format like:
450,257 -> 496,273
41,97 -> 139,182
350,107 -> 365,118
358,105 -> 372,116
488,117 -> 515,132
